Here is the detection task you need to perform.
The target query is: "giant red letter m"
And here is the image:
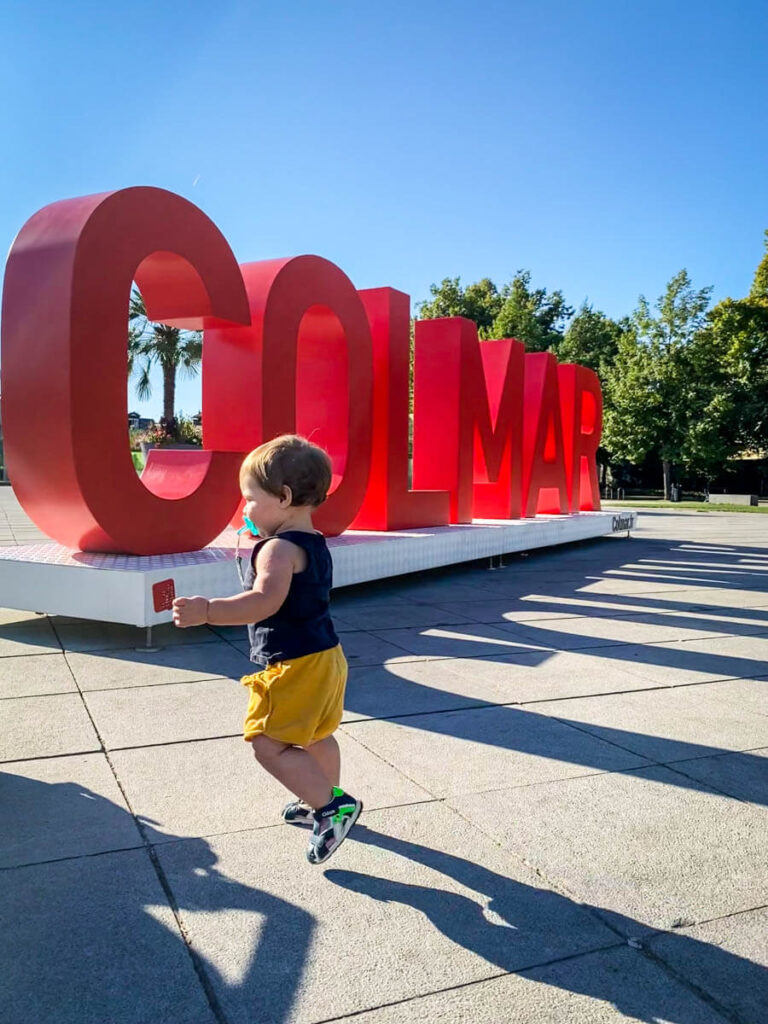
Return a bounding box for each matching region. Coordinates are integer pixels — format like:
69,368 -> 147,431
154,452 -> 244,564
411,317 -> 524,521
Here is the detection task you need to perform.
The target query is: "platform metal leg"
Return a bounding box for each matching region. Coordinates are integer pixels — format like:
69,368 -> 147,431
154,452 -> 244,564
138,626 -> 160,652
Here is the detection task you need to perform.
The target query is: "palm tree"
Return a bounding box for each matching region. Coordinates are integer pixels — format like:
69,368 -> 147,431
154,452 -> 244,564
127,288 -> 203,434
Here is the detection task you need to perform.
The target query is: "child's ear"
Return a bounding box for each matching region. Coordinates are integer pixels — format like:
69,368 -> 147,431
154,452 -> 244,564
281,485 -> 293,507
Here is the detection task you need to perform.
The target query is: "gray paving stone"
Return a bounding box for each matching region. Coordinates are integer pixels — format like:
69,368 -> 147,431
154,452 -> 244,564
111,730 -> 430,841
437,649 -> 663,704
332,585 -> 425,608
614,634 -> 768,687
0,609 -> 50,625
619,564 -> 767,589
350,945 -> 731,1023
343,648 -> 664,722
1,504 -> 766,1022
611,560 -> 768,591
341,628 -> 426,666
342,660 -> 494,722
663,586 -> 768,610
52,618 -> 217,652
448,765 -> 768,934
580,577 -> 734,597
683,633 -> 768,662
324,613 -> 357,632
667,747 -> 768,805
0,849 -> 215,1024
368,622 -> 551,660
84,678 -> 244,749
328,601 -> 476,631
627,605 -> 768,638
524,591 -> 768,636
487,572 -> 632,597
639,557 -> 768,582
156,803 -> 616,1023
527,686 -> 768,764
0,652 -> 76,698
0,692 -> 100,761
387,580 -> 501,604
692,676 -> 768,718
648,908 -> 768,1024
432,595 -> 646,624
342,705 -> 650,797
507,610 -> 735,651
67,640 -> 254,691
206,623 -> 249,644
0,753 -> 142,867
0,616 -> 61,657
458,583 -> 598,610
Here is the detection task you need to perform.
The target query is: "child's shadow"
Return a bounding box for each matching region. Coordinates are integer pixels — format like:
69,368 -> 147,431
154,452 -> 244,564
1,772 -> 314,1024
325,825 -> 764,1024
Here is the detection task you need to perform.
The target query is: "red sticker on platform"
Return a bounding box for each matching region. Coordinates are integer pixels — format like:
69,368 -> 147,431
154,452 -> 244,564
152,579 -> 176,612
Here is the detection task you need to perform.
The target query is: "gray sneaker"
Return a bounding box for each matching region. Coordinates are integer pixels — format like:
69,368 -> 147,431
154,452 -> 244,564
282,800 -> 313,826
306,787 -> 363,864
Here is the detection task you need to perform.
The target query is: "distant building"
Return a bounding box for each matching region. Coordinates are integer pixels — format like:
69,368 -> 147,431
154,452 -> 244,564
128,411 -> 155,431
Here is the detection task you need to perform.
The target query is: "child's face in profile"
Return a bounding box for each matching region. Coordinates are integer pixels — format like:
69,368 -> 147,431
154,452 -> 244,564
241,477 -> 291,536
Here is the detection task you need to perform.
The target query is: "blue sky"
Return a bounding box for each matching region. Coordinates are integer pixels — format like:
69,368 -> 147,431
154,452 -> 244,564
2,0 -> 766,419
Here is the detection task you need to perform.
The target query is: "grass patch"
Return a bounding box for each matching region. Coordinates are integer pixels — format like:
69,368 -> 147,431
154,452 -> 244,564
604,499 -> 768,513
131,451 -> 144,473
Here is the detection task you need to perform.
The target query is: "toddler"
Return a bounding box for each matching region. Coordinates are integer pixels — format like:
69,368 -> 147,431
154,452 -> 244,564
172,434 -> 361,864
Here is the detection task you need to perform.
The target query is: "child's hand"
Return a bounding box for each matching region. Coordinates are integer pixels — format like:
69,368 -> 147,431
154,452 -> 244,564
172,596 -> 209,628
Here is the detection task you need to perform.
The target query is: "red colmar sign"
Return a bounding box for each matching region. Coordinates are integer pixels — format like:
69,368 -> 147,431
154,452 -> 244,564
1,187 -> 602,555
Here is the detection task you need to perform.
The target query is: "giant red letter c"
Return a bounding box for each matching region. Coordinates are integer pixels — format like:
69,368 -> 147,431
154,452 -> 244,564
0,187 -> 250,554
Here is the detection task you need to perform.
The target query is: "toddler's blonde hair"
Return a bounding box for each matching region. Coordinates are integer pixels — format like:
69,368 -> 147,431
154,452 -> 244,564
240,435 -> 332,507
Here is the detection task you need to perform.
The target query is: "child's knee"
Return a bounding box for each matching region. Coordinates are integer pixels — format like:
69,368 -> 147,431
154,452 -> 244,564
250,733 -> 286,766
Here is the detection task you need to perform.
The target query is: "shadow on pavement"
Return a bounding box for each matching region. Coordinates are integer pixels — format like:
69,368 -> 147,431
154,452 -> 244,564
327,825 -> 765,1024
346,679 -> 768,806
337,536 -> 768,807
0,773 -> 313,1024
4,775 -> 763,1024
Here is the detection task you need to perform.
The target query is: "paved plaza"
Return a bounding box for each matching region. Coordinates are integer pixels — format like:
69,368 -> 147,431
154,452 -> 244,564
0,486 -> 766,1023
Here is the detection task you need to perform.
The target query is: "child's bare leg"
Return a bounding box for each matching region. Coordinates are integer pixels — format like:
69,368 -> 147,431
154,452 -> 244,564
305,735 -> 340,788
251,734 -> 333,809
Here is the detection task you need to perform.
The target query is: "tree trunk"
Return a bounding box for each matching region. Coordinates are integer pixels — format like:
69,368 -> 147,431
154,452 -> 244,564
662,459 -> 672,500
162,364 -> 176,432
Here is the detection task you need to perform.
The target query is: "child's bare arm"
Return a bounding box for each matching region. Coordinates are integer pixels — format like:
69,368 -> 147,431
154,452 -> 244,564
172,539 -> 296,628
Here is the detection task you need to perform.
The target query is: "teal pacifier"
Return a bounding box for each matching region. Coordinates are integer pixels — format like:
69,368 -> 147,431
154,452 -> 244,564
236,514 -> 259,536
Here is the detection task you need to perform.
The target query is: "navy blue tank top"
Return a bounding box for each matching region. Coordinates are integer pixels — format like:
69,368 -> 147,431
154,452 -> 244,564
244,531 -> 339,666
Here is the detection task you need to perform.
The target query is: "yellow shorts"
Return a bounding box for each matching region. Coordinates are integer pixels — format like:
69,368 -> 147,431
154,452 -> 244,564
241,644 -> 348,748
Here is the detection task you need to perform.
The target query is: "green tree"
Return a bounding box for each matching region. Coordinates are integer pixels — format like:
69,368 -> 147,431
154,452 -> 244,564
603,270 -> 714,497
491,271 -> 573,352
127,289 -> 203,433
602,328 -> 659,478
416,277 -> 502,336
558,304 -> 630,489
699,233 -> 768,459
417,271 -> 572,350
558,303 -> 629,381
678,324 -> 739,481
749,229 -> 768,301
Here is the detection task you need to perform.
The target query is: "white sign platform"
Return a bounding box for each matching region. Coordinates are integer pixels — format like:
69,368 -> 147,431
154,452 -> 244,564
0,510 -> 636,630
